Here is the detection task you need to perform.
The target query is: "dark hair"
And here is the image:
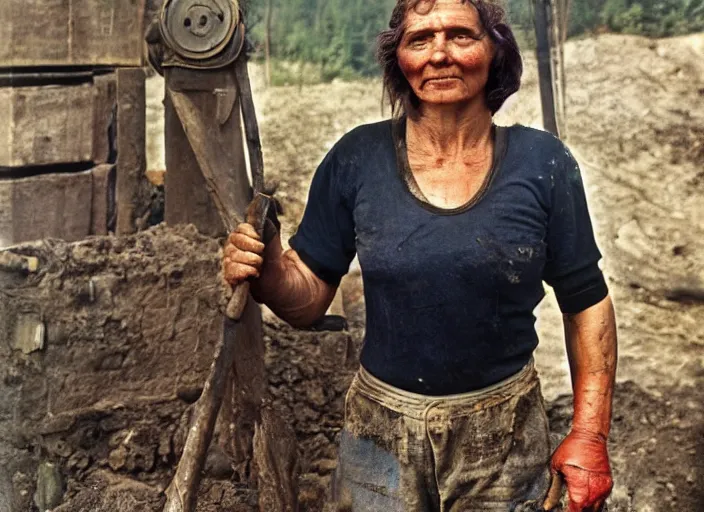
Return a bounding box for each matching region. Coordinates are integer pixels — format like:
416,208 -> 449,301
377,0 -> 523,116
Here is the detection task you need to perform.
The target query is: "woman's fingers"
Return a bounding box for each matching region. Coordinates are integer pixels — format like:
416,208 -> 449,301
227,231 -> 265,254
236,222 -> 261,240
222,223 -> 268,285
222,242 -> 264,269
223,258 -> 259,284
235,250 -> 264,268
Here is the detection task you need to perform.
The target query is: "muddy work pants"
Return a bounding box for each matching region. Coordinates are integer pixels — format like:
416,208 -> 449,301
332,362 -> 554,512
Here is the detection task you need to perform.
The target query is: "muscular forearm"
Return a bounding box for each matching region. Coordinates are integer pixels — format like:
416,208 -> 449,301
548,295 -> 617,511
563,295 -> 618,438
250,234 -> 336,328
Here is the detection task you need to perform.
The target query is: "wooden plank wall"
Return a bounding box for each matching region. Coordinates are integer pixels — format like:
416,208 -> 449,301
0,0 -> 146,68
0,171 -> 94,248
0,72 -> 129,247
0,85 -> 94,168
0,0 -> 149,247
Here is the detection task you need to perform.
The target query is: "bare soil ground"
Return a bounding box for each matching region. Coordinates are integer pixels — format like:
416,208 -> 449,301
26,32 -> 700,511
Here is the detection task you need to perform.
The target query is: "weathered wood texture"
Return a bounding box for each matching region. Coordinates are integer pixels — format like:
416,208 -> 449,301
220,299 -> 266,482
0,165 -> 116,248
0,171 -> 93,248
164,68 -> 250,237
163,92 -> 223,237
91,164 -> 115,236
92,73 -> 117,165
116,68 -> 151,235
0,84 -> 93,168
0,0 -> 146,68
253,405 -> 300,512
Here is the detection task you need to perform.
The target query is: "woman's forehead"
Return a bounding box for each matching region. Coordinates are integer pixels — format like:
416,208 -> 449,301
403,0 -> 481,32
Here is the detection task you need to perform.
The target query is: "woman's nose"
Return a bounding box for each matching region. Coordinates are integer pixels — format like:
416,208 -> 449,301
429,35 -> 450,64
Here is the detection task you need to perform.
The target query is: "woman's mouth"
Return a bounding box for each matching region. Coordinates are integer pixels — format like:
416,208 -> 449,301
424,77 -> 461,88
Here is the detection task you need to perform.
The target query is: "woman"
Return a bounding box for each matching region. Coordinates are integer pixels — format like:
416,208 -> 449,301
223,0 -> 617,510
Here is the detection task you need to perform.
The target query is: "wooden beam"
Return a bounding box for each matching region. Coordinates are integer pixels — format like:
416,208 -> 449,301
115,68 -> 151,235
0,84 -> 93,168
163,67 -> 250,237
0,0 -> 146,68
91,164 -> 115,236
0,171 -> 93,248
92,73 -> 118,165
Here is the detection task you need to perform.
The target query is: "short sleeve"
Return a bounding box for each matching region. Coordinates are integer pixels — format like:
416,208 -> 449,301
289,147 -> 357,286
542,147 -> 608,314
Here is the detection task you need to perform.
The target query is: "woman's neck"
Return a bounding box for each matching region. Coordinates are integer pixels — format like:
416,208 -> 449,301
407,101 -> 494,158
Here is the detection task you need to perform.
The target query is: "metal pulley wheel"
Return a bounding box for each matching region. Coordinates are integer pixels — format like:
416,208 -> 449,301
159,0 -> 241,62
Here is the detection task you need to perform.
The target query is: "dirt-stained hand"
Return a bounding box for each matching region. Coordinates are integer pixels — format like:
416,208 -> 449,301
222,223 -> 266,285
551,429 -> 613,511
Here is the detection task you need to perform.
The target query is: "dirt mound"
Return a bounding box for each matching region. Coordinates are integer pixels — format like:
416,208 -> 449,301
0,226 -> 239,511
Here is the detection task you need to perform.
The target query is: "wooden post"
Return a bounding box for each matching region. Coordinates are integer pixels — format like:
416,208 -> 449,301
156,4 -> 299,508
533,0 -> 560,136
90,164 -> 116,236
163,63 -> 263,476
265,0 -> 274,87
115,68 -> 152,235
164,68 -> 250,237
92,72 -> 118,165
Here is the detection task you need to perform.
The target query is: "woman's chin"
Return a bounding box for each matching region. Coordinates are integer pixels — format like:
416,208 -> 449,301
418,94 -> 476,109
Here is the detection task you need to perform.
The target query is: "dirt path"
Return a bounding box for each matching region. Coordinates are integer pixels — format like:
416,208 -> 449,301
144,32 -> 704,511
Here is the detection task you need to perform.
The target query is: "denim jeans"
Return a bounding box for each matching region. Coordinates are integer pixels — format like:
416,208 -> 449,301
331,361 -> 555,512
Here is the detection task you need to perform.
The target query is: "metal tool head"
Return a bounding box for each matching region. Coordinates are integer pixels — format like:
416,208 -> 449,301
160,0 -> 240,61
245,193 -> 273,237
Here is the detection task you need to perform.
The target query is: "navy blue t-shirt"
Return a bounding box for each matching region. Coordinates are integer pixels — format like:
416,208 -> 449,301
290,120 -> 608,395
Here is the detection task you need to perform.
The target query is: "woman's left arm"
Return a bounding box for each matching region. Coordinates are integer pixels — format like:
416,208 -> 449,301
551,294 -> 617,511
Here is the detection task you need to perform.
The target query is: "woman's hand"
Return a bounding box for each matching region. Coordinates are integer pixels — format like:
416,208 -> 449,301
551,429 -> 613,511
220,226 -> 337,328
557,296 -> 617,511
222,223 -> 266,286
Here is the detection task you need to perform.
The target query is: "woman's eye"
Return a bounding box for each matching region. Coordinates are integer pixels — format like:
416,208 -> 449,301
408,35 -> 432,48
453,32 -> 475,44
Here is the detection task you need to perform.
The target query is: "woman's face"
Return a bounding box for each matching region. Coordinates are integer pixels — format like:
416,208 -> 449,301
397,0 -> 495,109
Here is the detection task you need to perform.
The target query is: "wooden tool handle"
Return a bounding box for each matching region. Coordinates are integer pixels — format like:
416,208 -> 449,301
225,281 -> 250,320
543,472 -> 564,510
224,193 -> 272,321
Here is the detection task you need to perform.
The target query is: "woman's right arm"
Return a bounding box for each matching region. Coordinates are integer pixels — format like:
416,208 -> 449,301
222,222 -> 337,329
